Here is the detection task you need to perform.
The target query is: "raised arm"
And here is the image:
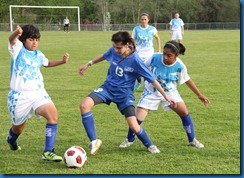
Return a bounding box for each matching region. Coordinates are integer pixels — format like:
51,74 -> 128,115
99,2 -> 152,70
185,79 -> 210,106
9,25 -> 23,46
79,54 -> 105,76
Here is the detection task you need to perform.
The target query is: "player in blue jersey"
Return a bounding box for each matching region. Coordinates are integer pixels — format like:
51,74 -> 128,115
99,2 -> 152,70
78,31 -> 176,155
169,12 -> 184,43
120,40 -> 210,149
6,25 -> 69,162
132,13 -> 161,91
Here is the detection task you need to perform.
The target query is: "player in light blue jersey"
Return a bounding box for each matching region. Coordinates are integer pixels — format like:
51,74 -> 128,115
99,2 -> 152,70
6,25 -> 69,162
169,12 -> 184,43
120,40 -> 210,149
78,31 -> 176,155
132,13 -> 161,91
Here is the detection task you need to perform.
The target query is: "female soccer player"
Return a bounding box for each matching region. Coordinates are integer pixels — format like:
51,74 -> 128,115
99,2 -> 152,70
132,13 -> 161,91
78,31 -> 176,154
169,12 -> 184,43
120,40 -> 210,149
7,25 -> 69,162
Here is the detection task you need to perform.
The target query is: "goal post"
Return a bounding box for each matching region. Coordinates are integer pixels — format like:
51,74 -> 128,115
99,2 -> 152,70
9,5 -> 80,31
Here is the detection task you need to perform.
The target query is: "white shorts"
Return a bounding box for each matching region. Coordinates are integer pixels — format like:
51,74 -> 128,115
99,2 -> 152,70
7,89 -> 53,125
137,90 -> 183,111
172,30 -> 183,40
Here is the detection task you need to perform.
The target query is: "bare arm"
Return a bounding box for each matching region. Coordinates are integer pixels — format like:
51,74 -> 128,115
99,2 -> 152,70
181,25 -> 184,35
151,80 -> 177,107
79,54 -> 105,75
9,25 -> 23,46
155,34 -> 161,52
46,53 -> 70,67
185,79 -> 210,106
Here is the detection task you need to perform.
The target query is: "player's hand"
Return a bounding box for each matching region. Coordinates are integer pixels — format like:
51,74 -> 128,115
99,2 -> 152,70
16,25 -> 23,36
79,64 -> 89,76
62,52 -> 69,63
198,95 -> 210,106
166,96 -> 177,108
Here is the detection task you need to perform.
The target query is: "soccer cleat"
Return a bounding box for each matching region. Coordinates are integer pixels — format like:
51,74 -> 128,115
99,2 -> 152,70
119,139 -> 134,148
148,145 -> 160,153
89,139 -> 102,155
189,138 -> 204,148
42,149 -> 63,162
134,83 -> 141,91
7,137 -> 21,151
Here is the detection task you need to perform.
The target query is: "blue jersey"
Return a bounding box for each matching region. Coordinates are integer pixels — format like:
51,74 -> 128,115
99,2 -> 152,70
169,18 -> 184,31
145,53 -> 190,93
103,46 -> 155,89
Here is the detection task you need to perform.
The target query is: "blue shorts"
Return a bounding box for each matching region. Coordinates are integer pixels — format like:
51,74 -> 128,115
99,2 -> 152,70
91,83 -> 135,112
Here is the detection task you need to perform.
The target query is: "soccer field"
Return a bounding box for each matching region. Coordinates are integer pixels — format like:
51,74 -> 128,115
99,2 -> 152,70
0,30 -> 240,174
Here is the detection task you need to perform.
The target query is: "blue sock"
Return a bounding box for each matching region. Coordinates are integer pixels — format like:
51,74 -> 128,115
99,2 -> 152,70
135,126 -> 152,148
44,123 -> 57,152
181,114 -> 195,142
81,112 -> 96,141
127,120 -> 142,142
7,128 -> 19,146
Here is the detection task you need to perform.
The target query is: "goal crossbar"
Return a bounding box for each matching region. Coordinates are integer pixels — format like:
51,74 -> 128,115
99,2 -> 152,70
9,5 -> 80,31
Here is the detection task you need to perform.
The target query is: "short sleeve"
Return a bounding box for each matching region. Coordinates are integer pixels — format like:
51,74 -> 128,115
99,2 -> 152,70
42,54 -> 49,66
179,67 -> 190,84
8,39 -> 23,60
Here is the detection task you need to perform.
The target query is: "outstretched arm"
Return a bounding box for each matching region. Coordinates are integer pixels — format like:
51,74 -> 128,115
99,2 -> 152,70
185,79 -> 210,106
46,53 -> 69,67
79,54 -> 105,75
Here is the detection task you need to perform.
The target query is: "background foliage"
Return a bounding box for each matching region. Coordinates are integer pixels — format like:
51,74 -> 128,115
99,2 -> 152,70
0,0 -> 240,25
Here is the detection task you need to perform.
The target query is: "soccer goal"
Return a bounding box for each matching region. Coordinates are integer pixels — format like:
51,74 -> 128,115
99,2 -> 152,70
9,5 -> 80,31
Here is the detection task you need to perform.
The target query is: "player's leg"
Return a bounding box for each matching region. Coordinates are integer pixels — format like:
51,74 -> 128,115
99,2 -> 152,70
170,102 -> 204,148
123,106 -> 160,153
80,93 -> 104,155
35,102 -> 63,161
7,122 -> 26,151
120,107 -> 148,147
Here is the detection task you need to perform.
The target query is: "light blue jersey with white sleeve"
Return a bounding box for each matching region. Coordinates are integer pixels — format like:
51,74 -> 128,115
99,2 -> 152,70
169,18 -> 184,31
144,53 -> 190,94
8,39 -> 49,91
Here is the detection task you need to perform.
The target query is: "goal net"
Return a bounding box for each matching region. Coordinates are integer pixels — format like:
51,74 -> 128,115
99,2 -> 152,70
9,5 -> 80,31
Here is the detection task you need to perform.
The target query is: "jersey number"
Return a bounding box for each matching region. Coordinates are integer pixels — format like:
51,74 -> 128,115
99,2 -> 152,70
115,66 -> 124,77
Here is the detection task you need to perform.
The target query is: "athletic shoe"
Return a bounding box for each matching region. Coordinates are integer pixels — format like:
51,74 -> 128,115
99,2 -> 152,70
89,139 -> 102,155
42,149 -> 63,162
119,139 -> 134,148
148,145 -> 160,153
6,137 -> 21,151
189,138 -> 204,148
134,83 -> 141,91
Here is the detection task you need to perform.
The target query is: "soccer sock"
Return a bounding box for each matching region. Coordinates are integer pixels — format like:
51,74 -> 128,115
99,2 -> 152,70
127,120 -> 142,142
181,114 -> 195,142
44,123 -> 58,152
7,128 -> 19,146
135,126 -> 152,148
81,112 -> 96,141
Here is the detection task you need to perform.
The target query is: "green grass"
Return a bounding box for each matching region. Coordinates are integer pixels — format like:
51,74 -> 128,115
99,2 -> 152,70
0,30 -> 240,174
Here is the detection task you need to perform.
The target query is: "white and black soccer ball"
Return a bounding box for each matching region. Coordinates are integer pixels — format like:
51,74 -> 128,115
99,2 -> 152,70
64,146 -> 87,168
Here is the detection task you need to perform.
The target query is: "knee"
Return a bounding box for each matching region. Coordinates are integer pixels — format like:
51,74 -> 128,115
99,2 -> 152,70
80,101 -> 91,114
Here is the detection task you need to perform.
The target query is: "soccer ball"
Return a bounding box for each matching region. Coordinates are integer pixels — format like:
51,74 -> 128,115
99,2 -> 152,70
64,146 -> 87,168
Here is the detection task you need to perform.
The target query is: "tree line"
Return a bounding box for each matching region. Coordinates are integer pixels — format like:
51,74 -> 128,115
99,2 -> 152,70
0,0 -> 240,25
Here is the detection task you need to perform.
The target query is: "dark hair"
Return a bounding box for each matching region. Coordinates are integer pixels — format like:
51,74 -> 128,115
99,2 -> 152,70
163,40 -> 185,55
111,31 -> 136,52
19,25 -> 41,43
140,13 -> 150,19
